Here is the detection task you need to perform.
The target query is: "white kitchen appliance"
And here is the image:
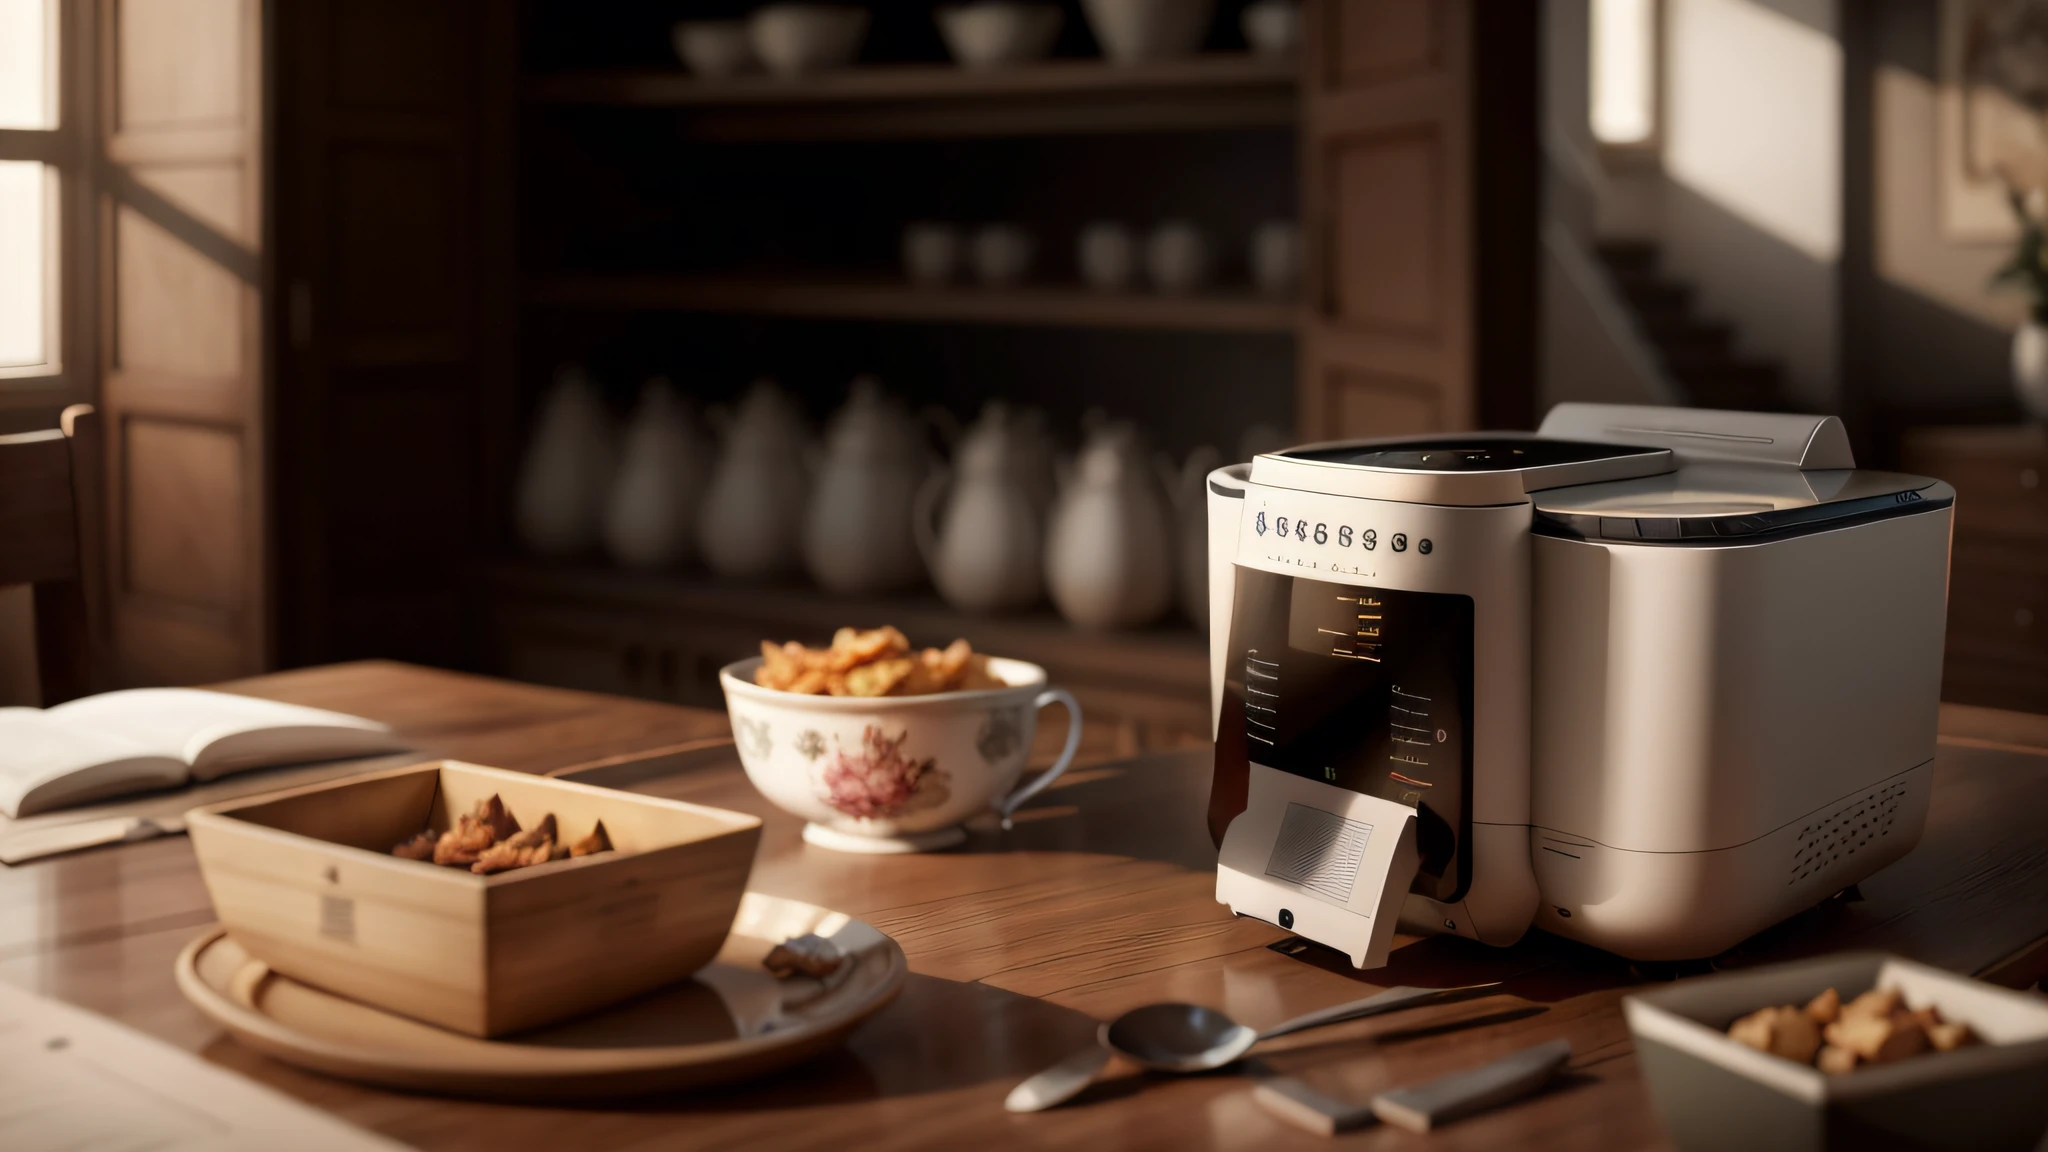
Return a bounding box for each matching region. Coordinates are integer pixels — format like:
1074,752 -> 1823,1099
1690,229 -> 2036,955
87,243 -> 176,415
1206,404 -> 1953,967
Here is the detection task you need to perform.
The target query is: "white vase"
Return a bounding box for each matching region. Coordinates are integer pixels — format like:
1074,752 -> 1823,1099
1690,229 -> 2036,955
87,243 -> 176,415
1044,421 -> 1176,630
602,378 -> 713,570
2015,321 -> 2048,423
514,367 -> 616,557
698,379 -> 815,579
801,376 -> 931,595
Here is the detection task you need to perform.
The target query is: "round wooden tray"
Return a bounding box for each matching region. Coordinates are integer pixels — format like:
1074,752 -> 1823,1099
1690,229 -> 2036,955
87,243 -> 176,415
174,892 -> 907,1101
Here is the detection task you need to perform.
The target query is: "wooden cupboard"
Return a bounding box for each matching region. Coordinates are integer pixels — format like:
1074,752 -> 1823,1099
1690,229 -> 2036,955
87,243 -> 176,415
74,2 -> 1538,727
1900,425 -> 2048,714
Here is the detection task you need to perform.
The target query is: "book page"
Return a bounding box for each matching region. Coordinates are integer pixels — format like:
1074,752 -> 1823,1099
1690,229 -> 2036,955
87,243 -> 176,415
0,712 -> 186,819
0,979 -> 405,1150
46,689 -> 404,783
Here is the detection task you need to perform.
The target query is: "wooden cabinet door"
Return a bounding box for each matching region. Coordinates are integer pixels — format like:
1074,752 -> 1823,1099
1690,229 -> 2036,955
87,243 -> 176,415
1299,0 -> 1476,440
97,0 -> 269,684
271,0 -> 515,668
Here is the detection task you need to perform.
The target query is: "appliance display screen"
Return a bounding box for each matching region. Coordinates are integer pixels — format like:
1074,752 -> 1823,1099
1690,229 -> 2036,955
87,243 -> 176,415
1216,567 -> 1475,903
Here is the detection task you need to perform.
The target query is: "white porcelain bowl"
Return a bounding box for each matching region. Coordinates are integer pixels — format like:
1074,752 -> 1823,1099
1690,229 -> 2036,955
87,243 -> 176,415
720,656 -> 1082,853
972,224 -> 1037,286
1146,220 -> 1211,294
1250,219 -> 1301,297
1240,0 -> 1301,57
1080,0 -> 1217,63
937,3 -> 1065,69
673,20 -> 758,78
749,4 -> 871,78
903,222 -> 962,285
1077,221 -> 1138,290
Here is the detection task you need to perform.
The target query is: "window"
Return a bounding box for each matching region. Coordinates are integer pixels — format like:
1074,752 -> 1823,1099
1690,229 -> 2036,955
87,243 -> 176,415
1591,0 -> 1659,148
0,0 -> 76,390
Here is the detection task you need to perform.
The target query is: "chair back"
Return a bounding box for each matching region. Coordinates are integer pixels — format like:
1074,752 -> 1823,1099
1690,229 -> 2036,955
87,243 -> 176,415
0,405 -> 104,704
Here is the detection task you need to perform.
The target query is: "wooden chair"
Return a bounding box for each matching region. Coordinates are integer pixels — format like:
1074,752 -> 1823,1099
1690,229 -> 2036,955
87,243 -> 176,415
0,404 -> 104,705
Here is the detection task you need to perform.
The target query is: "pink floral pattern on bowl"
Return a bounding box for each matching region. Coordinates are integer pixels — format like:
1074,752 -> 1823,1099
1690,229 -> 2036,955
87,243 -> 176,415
818,725 -> 951,819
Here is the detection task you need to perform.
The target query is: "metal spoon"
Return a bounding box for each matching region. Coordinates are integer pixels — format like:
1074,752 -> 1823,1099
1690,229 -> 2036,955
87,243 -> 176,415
1003,982 -> 1502,1113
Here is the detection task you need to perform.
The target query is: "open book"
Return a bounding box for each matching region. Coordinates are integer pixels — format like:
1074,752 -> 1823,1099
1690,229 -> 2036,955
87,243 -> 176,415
0,689 -> 408,818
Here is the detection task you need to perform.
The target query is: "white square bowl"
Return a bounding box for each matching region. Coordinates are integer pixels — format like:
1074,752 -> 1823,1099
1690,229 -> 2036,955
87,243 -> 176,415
1623,952 -> 2048,1151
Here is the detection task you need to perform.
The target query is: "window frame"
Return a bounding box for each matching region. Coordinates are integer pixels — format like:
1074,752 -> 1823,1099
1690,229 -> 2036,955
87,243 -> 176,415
0,0 -> 94,412
1590,0 -> 1665,169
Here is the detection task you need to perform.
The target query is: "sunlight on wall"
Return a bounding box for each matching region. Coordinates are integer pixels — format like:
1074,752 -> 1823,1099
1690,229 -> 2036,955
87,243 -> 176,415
1665,0 -> 1841,262
1592,0 -> 1657,145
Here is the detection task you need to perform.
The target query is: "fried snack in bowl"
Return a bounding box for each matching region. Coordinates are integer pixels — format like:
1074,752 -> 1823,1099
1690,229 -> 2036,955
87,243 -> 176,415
753,628 -> 1004,698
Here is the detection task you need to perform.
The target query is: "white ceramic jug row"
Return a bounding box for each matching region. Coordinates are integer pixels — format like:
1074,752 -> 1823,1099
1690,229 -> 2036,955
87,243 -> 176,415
513,372 -> 1230,630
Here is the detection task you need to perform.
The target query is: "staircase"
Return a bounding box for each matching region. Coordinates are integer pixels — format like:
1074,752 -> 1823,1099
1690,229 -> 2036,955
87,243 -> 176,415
1596,240 -> 1792,412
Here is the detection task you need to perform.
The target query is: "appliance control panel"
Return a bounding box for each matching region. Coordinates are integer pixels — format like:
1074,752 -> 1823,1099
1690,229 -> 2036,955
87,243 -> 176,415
1230,486 -> 1502,588
1216,566 -> 1475,904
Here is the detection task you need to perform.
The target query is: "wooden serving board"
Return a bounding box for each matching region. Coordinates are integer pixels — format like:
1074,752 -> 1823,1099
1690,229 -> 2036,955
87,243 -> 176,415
173,892 -> 907,1100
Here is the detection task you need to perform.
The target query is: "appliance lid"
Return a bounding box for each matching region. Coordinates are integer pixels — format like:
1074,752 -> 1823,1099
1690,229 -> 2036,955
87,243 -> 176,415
1531,465 -> 1955,543
1253,435 -> 1674,507
1278,437 -> 1666,472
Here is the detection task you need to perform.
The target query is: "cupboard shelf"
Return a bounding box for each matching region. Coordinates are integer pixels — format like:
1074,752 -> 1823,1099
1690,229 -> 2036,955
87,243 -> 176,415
480,559 -> 1213,733
523,55 -> 1298,140
524,273 -> 1301,335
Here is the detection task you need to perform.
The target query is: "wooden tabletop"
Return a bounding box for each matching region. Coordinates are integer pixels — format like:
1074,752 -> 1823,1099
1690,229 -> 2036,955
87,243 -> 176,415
3,661 -> 2046,1151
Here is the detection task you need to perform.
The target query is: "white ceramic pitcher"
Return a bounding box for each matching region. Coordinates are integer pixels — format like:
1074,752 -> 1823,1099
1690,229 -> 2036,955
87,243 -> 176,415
602,377 -> 714,570
915,400 -> 1048,613
801,376 -> 932,595
698,378 -> 814,580
514,365 -> 616,557
1044,420 -> 1176,630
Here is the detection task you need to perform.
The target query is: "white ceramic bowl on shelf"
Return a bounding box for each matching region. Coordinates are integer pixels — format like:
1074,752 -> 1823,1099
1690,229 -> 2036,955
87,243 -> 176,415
1077,221 -> 1138,290
903,222 -> 963,285
672,20 -> 758,78
749,4 -> 871,77
972,224 -> 1037,286
936,3 -> 1065,69
719,656 -> 1082,854
1080,0 -> 1217,63
1250,219 -> 1301,298
1146,220 -> 1211,294
1240,0 -> 1301,58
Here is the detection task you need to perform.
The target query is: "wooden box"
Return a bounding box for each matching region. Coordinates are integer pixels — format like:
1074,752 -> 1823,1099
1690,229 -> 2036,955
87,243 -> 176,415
186,760 -> 762,1038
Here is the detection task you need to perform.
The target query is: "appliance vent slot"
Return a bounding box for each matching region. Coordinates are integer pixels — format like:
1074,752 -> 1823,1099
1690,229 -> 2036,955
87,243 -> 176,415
1789,779 -> 1909,886
1265,803 -> 1372,903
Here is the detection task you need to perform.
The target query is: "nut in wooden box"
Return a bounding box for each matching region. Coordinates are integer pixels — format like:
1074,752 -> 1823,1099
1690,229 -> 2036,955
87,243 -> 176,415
1624,952 -> 2048,1152
186,760 -> 762,1038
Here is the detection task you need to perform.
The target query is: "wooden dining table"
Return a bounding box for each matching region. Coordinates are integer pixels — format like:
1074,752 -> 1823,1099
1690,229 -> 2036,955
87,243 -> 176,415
5,659 -> 2048,1151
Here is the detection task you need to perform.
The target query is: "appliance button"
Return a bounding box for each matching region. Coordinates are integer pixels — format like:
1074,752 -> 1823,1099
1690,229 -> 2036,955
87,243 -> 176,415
1392,533 -> 1408,553
1417,538 -> 1433,555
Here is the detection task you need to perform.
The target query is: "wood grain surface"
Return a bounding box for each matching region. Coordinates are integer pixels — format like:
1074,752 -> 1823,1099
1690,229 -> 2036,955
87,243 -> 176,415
1,661 -> 2044,1151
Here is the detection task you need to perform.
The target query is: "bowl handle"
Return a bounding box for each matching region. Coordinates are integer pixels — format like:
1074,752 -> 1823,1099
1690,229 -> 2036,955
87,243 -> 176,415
995,688 -> 1082,830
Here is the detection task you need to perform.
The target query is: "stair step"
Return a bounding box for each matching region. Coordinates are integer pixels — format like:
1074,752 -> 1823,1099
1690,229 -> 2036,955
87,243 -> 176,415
1597,239 -> 1661,274
1640,317 -> 1733,351
1616,277 -> 1694,316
